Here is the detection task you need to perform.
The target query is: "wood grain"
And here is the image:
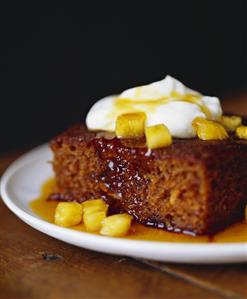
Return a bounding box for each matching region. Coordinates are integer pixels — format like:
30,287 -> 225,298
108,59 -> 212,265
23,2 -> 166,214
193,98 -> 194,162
139,260 -> 247,299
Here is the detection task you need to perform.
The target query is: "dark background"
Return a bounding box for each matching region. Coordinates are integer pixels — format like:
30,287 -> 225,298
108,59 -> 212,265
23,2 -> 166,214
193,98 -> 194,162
0,2 -> 246,152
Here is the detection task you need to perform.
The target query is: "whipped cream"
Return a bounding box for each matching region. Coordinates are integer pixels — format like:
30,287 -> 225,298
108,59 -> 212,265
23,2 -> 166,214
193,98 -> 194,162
86,75 -> 222,138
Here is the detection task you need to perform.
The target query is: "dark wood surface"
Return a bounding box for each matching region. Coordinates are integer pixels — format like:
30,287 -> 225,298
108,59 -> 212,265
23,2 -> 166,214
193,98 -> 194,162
1,94 -> 247,299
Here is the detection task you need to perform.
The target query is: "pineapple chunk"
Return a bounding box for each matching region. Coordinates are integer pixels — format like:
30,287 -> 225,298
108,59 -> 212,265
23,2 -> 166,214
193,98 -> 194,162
145,124 -> 172,149
115,112 -> 146,138
82,199 -> 108,215
82,199 -> 108,232
100,213 -> 133,237
83,211 -> 106,232
192,117 -> 228,140
236,125 -> 247,139
220,115 -> 242,132
54,202 -> 83,227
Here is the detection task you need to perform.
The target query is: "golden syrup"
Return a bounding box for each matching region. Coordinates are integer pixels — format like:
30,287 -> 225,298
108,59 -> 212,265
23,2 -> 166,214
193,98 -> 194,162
30,178 -> 58,223
109,92 -> 212,122
30,179 -> 247,243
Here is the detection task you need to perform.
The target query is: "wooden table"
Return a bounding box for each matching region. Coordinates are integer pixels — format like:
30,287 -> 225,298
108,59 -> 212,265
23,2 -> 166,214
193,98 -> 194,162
1,95 -> 247,299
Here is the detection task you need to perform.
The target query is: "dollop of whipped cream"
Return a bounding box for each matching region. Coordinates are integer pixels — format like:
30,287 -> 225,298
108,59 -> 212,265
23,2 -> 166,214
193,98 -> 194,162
86,75 -> 222,138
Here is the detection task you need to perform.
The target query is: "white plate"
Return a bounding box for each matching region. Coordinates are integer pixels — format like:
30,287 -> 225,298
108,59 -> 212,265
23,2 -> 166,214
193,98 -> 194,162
1,144 -> 247,264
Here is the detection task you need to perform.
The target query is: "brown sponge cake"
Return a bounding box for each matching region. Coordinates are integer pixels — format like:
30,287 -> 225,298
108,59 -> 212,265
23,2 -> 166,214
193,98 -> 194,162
49,124 -> 247,235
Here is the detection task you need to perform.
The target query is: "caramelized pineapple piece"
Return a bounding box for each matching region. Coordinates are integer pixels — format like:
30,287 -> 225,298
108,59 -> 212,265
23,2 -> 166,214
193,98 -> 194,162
220,115 -> 242,132
145,124 -> 172,149
115,112 -> 146,138
82,199 -> 108,214
83,211 -> 106,232
236,125 -> 247,139
54,202 -> 83,227
100,213 -> 133,237
82,199 -> 108,232
192,117 -> 228,140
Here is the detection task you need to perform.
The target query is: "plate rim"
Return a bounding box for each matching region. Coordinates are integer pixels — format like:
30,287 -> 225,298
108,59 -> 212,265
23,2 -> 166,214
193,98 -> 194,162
1,144 -> 247,264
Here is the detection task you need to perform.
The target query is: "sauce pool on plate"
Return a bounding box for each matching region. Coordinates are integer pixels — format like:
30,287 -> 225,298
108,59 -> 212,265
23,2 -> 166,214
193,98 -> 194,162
30,178 -> 247,243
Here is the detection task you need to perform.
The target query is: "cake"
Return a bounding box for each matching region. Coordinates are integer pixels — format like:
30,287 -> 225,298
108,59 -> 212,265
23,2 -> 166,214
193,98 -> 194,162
48,75 -> 247,235
49,124 -> 247,235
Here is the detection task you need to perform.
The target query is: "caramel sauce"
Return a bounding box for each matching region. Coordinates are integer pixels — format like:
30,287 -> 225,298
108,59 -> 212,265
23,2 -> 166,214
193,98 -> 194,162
111,92 -> 212,120
30,179 -> 247,243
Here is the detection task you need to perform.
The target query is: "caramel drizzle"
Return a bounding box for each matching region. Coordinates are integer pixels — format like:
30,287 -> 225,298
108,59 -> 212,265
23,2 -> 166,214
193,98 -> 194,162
114,91 -> 212,120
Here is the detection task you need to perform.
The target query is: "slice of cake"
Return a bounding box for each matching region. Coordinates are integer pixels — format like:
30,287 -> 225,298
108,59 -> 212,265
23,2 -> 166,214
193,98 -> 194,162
48,76 -> 247,235
49,124 -> 247,235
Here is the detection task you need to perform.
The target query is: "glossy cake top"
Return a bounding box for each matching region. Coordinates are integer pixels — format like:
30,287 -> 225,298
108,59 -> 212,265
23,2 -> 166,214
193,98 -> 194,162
51,123 -> 247,162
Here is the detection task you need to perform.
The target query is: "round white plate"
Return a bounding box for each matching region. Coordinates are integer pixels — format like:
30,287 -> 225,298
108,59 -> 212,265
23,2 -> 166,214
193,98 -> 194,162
1,144 -> 247,264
